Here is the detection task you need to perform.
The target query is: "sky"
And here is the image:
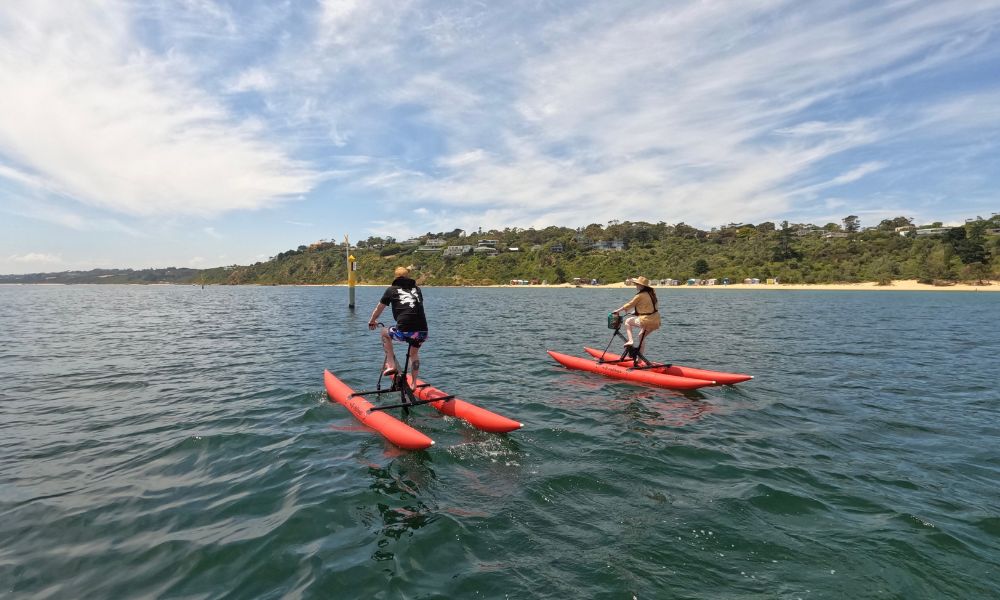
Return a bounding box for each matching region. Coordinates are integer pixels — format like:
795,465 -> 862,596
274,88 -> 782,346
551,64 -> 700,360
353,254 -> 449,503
2,0 -> 1000,274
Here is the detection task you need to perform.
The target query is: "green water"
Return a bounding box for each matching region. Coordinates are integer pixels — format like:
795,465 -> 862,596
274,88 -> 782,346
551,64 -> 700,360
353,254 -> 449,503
1,285 -> 998,599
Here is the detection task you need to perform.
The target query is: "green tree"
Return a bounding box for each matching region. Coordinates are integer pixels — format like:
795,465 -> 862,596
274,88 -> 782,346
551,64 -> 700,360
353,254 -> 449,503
693,258 -> 709,275
877,216 -> 912,231
843,215 -> 860,233
772,222 -> 799,261
553,264 -> 567,284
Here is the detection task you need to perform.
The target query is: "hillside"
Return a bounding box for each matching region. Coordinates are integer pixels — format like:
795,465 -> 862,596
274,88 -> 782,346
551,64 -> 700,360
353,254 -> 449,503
5,216 -> 996,286
205,215 -> 1000,286
0,267 -> 206,285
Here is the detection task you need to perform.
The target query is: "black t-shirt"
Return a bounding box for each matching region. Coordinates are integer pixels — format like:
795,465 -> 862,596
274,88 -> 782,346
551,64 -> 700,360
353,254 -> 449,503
380,277 -> 428,332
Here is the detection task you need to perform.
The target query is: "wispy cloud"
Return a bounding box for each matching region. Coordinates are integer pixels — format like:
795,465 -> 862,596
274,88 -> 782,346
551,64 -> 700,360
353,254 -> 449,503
228,0 -> 1000,230
0,195 -> 145,236
0,1 -> 318,219
8,252 -> 62,264
4,0 -> 1000,250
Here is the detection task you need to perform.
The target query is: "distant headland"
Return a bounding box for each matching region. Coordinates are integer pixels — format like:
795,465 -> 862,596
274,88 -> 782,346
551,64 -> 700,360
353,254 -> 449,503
3,215 -> 998,288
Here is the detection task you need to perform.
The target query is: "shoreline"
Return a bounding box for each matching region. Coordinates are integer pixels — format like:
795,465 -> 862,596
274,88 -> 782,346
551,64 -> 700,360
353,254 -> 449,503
4,279 -> 998,292
310,279 -> 1000,292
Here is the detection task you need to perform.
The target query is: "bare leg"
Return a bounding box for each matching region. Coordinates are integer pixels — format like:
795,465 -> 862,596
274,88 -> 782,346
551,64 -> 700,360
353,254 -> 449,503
408,345 -> 421,383
380,329 -> 399,373
638,329 -> 653,356
624,316 -> 639,346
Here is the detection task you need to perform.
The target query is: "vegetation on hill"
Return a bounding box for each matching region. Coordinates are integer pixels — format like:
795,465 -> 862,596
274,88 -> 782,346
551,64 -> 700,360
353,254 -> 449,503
207,214 -> 999,286
0,267 -> 205,285
4,215 -> 996,286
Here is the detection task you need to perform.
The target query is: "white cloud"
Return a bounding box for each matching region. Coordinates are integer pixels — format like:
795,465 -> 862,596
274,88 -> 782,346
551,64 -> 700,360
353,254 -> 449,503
226,68 -> 276,93
0,195 -> 144,235
9,252 -> 62,264
324,0 -> 1000,229
6,0 -> 1000,249
0,2 -> 319,219
827,162 -> 888,187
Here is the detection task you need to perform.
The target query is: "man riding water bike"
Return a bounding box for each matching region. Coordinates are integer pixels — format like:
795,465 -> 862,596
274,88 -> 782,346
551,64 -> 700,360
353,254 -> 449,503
368,266 -> 428,383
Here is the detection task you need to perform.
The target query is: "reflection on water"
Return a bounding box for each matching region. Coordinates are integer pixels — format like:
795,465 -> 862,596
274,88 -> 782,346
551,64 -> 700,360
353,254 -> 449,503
363,455 -> 438,562
617,390 -> 717,428
549,369 -> 715,429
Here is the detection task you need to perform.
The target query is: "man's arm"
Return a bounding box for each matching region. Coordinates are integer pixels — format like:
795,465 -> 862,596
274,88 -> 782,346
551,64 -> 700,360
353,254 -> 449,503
368,303 -> 386,330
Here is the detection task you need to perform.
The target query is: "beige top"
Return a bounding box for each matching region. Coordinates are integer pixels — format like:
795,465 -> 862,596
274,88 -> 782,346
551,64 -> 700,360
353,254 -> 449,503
621,290 -> 657,315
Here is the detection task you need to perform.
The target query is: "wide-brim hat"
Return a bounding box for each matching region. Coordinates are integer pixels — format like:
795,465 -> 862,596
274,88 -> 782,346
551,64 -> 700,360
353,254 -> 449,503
631,276 -> 650,287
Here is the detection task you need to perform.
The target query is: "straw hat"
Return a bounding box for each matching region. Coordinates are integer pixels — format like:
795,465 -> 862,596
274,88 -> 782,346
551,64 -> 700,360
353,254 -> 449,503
630,276 -> 650,287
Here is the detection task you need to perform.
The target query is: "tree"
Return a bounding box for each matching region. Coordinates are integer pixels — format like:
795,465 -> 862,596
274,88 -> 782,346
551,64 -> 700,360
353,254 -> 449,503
553,264 -> 567,284
772,224 -> 799,261
946,226 -> 989,265
693,258 -> 709,275
674,222 -> 703,239
843,215 -> 860,233
877,216 -> 912,231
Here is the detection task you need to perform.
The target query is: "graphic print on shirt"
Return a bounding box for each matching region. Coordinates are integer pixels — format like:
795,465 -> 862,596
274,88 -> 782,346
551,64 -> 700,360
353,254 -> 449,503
398,288 -> 421,308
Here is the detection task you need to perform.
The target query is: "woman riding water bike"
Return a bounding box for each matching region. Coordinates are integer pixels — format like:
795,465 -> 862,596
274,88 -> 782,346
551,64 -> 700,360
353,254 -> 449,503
612,276 -> 660,357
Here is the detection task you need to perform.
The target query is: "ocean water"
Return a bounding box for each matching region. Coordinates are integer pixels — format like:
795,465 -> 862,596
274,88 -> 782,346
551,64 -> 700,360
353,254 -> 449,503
1,284 -> 998,599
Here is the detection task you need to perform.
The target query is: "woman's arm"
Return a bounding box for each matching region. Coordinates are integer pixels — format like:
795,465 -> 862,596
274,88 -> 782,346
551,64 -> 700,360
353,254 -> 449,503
615,294 -> 639,314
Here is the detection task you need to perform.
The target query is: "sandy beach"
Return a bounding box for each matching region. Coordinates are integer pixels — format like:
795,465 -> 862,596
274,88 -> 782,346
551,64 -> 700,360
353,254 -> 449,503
488,279 -> 1000,292
325,279 -> 999,291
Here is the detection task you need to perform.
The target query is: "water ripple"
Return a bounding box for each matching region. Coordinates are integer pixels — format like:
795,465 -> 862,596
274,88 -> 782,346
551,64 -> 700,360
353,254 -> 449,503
1,285 -> 998,598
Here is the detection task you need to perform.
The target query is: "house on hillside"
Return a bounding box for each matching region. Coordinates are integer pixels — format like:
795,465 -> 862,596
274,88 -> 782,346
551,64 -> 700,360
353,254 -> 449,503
915,227 -> 952,236
443,245 -> 473,257
795,227 -> 822,236
592,239 -> 624,251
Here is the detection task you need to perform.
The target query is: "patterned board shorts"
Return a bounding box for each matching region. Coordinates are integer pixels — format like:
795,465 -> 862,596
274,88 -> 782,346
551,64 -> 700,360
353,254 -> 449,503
387,327 -> 428,347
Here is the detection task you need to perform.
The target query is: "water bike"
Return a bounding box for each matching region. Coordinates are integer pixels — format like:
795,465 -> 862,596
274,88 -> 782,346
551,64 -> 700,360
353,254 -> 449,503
547,312 -> 752,390
324,325 -> 522,450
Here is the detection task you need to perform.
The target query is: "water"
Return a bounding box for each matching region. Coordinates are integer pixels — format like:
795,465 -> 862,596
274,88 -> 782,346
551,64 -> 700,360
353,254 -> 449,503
1,285 -> 998,599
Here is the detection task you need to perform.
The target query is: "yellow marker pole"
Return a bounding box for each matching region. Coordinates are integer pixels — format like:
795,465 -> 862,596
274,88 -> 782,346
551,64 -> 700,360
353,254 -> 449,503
348,254 -> 357,309
346,234 -> 356,310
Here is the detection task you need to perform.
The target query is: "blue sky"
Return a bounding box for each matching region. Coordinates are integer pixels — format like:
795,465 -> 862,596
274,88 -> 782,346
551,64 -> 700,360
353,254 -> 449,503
2,0 -> 1000,274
